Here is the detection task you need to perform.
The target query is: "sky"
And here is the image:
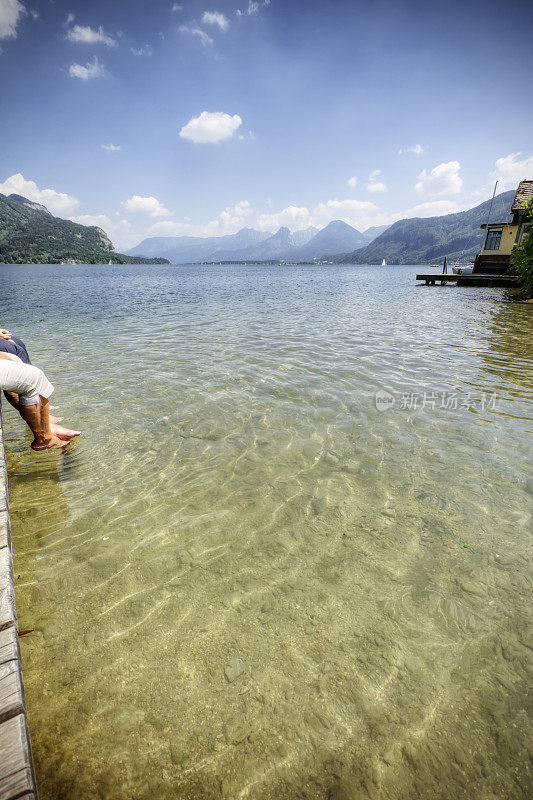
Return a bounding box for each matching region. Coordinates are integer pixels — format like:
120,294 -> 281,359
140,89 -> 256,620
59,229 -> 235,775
1,0 -> 532,250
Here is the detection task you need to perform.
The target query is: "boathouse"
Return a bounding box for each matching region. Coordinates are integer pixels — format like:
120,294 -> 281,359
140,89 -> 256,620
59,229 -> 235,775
416,179 -> 532,286
474,180 -> 533,274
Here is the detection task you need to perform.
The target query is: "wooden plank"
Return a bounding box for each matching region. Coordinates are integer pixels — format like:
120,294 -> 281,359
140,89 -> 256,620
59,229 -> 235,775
0,660 -> 25,724
416,273 -> 519,287
0,510 -> 10,551
458,275 -> 518,287
0,468 -> 6,513
0,546 -> 16,633
0,626 -> 19,667
0,426 -> 7,513
416,273 -> 458,281
0,714 -> 35,800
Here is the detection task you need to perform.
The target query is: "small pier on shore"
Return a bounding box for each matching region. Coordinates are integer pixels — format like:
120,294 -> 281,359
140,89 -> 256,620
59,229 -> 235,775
0,408 -> 38,800
416,272 -> 519,287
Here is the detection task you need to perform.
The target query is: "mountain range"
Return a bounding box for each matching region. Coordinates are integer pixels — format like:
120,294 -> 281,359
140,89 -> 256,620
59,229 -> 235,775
127,221 -> 389,263
0,189 -> 517,266
0,193 -> 169,264
127,192 -> 515,265
334,191 -> 515,264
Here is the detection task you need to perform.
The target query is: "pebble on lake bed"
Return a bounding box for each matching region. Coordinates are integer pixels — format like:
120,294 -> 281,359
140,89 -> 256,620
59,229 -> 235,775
224,657 -> 246,683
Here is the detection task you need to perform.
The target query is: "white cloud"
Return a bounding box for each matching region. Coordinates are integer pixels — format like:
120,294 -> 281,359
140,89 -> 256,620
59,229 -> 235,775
367,182 -> 387,193
256,205 -> 313,231
70,214 -> 134,249
347,176 -> 358,188
147,220 -> 198,236
144,193 -> 388,241
66,23 -> 116,46
256,198 -> 382,233
69,213 -> 112,229
0,0 -> 26,39
491,152 -> 533,190
179,111 -> 242,144
131,44 -> 153,56
127,178 -> 493,250
122,195 -> 171,217
401,200 -> 465,217
398,143 -> 425,156
148,218 -> 227,237
202,11 -> 229,31
149,200 -> 254,238
218,200 -> 253,228
312,199 -> 382,229
366,169 -> 387,193
70,213 -> 131,232
178,25 -> 213,46
415,161 -> 463,196
101,143 -> 121,152
69,55 -> 106,80
236,0 -> 270,16
171,3 -> 183,10
0,172 -> 80,215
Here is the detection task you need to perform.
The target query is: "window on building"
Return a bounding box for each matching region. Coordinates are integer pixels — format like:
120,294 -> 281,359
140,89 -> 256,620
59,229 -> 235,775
485,228 -> 502,250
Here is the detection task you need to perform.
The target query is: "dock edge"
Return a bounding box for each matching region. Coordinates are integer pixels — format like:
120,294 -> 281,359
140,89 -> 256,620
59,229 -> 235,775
0,403 -> 38,800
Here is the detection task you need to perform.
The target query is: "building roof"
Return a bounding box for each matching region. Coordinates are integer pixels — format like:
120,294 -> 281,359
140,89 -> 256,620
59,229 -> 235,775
511,180 -> 533,211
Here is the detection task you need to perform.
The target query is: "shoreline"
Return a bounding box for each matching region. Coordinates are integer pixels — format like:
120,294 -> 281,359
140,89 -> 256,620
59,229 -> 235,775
0,403 -> 38,800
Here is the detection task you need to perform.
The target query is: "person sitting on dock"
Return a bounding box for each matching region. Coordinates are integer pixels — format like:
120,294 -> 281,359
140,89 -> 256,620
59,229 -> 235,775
0,329 -> 80,450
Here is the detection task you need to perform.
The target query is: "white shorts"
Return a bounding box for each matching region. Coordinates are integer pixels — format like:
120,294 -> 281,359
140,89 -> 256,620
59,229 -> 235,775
0,354 -> 54,406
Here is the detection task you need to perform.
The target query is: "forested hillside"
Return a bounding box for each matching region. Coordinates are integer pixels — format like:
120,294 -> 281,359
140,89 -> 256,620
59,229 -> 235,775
0,193 -> 168,264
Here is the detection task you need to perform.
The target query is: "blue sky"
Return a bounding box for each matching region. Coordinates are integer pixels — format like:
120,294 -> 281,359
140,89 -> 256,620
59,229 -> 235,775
1,0 -> 532,250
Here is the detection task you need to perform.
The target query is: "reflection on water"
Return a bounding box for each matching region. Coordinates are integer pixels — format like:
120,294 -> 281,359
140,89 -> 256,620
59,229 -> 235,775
480,301 -> 533,398
1,264 -> 532,800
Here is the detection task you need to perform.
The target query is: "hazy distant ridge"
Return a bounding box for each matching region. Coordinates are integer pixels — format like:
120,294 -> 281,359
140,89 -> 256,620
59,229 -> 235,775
127,221 -> 388,263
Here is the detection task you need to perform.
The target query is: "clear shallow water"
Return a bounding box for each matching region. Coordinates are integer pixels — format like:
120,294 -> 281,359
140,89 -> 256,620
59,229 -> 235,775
1,263 -> 532,800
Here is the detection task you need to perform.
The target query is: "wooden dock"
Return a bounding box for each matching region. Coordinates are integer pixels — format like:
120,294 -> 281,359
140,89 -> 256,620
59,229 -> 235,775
0,406 -> 38,800
416,272 -> 519,288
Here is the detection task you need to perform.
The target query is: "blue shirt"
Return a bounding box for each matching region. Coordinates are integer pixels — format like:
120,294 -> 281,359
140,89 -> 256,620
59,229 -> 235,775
0,335 -> 31,364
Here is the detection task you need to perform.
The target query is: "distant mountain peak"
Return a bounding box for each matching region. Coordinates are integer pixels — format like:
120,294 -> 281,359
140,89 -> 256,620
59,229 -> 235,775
8,193 -> 51,215
125,219 -> 388,263
322,220 -> 361,234
290,226 -> 319,247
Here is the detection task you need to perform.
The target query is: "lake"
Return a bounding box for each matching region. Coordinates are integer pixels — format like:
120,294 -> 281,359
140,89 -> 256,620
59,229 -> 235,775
1,263 -> 532,800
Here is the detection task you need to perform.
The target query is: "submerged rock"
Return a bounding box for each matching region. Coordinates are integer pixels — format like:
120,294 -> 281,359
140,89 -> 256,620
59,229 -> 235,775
224,657 -> 246,683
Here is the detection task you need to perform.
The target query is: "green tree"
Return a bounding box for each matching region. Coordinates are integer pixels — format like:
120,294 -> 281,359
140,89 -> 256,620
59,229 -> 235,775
512,199 -> 533,298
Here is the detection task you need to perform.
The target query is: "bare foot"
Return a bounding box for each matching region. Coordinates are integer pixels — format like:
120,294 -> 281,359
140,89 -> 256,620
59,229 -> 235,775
31,435 -> 67,451
50,415 -> 64,424
50,424 -> 81,440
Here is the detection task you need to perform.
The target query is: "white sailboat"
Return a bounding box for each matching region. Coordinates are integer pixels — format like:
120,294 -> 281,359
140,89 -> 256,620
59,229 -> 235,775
381,258 -> 386,266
